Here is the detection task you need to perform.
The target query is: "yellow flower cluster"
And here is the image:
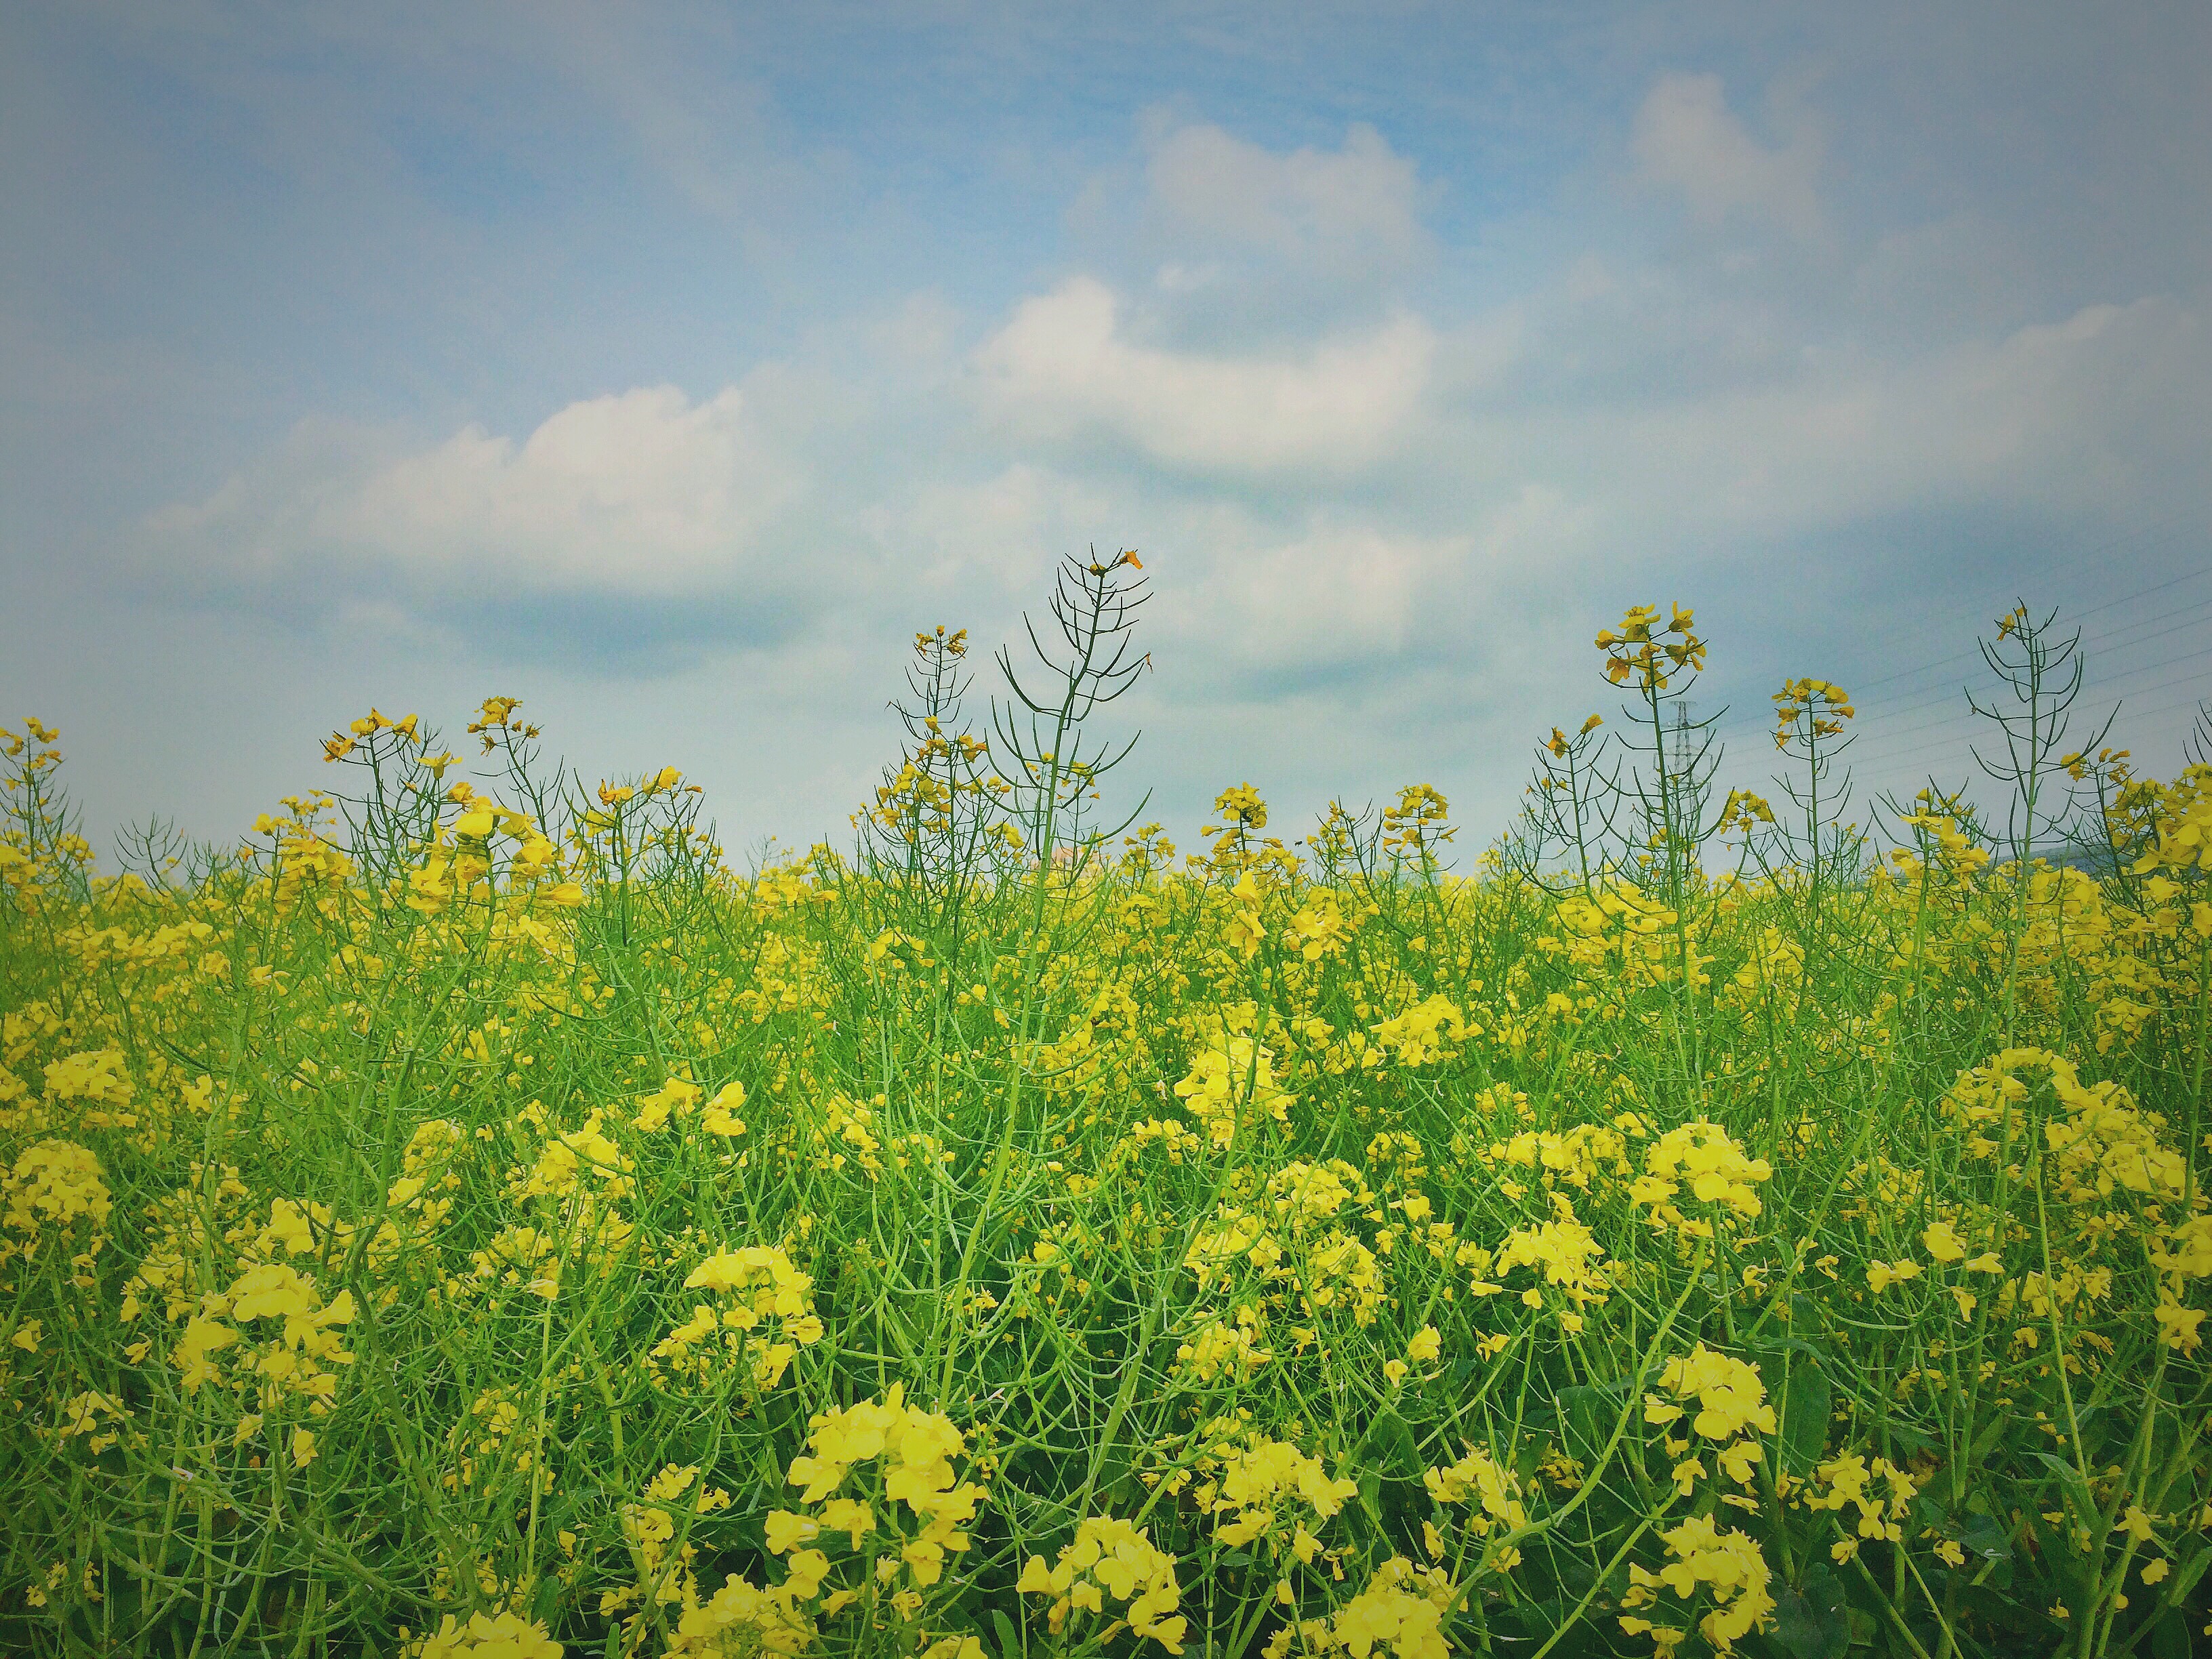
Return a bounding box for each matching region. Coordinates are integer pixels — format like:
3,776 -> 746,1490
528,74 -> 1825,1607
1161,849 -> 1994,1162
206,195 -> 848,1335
1379,785 -> 1454,861
1644,1345 -> 1775,1491
1173,1033 -> 1294,1147
403,1608 -> 562,1659
1282,888 -> 1349,961
1,1137 -> 110,1262
1178,1158 -> 1407,1376
1618,1514 -> 1776,1654
775,1386 -> 985,1602
135,1194 -> 365,1412
2130,771 -> 2212,874
1771,677 -> 1853,748
1204,1436 -> 1359,1556
1628,1120 -> 1771,1237
1175,1311 -> 1274,1384
1018,1515 -> 1186,1652
1425,1444 -> 1526,1564
1799,1453 -> 1920,1562
661,1572 -> 817,1658
1477,1123 -> 1632,1194
1366,995 -> 1470,1068
3,665 -> 2209,1656
1548,881 -> 1680,981
656,1243 -> 824,1389
1596,604 -> 1705,691
600,1462 -> 736,1629
1494,1204 -> 1611,1319
512,1109 -> 632,1202
1310,1557 -> 1456,1659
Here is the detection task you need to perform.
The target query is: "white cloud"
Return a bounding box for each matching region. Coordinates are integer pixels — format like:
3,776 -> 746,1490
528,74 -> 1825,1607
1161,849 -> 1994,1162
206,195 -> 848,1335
1143,120 -> 1429,280
972,276 -> 1434,474
1576,295 -> 2208,535
148,379 -> 818,597
1168,520 -> 1456,673
891,463 -> 1120,590
1632,73 -> 1822,236
115,104 -> 2212,855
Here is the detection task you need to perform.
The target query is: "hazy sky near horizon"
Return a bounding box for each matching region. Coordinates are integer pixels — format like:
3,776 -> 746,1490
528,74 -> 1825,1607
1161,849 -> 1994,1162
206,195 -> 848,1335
5,1 -> 2210,863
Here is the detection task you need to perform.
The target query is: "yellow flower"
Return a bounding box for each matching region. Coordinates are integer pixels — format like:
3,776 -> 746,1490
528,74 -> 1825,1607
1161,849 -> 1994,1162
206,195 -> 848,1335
1172,1035 -> 1294,1147
1652,1346 -> 1776,1443
1224,874 -> 1267,957
1330,1557 -> 1453,1659
405,1610 -> 563,1658
765,1511 -> 820,1553
1018,1515 -> 1185,1652
1426,1446 -> 1525,1537
1369,996 -> 1471,1067
1920,1221 -> 1967,1263
1618,1514 -> 1773,1652
703,1082 -> 748,1136
1214,1437 -> 1359,1546
171,1315 -> 239,1390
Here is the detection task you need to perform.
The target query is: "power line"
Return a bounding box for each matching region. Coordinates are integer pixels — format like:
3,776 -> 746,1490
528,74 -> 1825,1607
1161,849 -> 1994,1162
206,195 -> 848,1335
1832,663 -> 2212,772
1826,642 -> 2212,761
1570,533 -> 2212,802
1753,583 -> 2208,731
1829,518 -> 2204,698
2113,688 -> 2212,731
1707,560 -> 2211,743
1837,592 -> 2212,723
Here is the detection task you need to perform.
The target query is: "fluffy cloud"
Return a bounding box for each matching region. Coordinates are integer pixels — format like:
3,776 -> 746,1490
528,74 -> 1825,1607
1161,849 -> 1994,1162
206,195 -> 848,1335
1164,520 -> 1458,676
148,378 -> 825,600
1632,73 -> 1823,236
370,384 -> 813,588
972,276 -> 1434,474
891,463 -> 1121,592
1143,121 -> 1429,281
119,105 -> 2212,842
1512,295 -> 2209,541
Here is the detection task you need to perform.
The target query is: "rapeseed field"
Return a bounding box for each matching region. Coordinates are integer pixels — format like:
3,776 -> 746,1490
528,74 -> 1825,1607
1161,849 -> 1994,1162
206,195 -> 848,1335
3,559 -> 2207,1658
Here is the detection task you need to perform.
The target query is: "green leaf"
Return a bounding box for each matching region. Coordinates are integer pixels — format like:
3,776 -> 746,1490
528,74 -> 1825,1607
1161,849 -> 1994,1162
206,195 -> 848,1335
1779,1361 -> 1830,1478
1555,1383 -> 1622,1460
1357,1469 -> 1384,1518
1507,1597 -> 1575,1646
1968,1410 -> 2013,1463
1959,1511 -> 2012,1564
1753,1334 -> 1832,1366
2158,1540 -> 2211,1607
991,1608 -> 1021,1659
1357,1408 -> 1425,1484
2029,1452 -> 2100,1539
1770,1565 -> 1851,1659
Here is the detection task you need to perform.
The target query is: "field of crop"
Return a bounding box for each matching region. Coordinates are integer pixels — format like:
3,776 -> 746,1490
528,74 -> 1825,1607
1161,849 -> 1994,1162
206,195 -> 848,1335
3,563 -> 2208,1658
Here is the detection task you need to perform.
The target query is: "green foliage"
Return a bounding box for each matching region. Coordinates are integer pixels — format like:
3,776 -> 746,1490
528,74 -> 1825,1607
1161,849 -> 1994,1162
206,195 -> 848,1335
0,592 -> 2207,1659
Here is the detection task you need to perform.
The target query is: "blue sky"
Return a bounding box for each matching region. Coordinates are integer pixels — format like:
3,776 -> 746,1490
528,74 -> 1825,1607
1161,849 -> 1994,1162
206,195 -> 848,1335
5,1 -> 2209,861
